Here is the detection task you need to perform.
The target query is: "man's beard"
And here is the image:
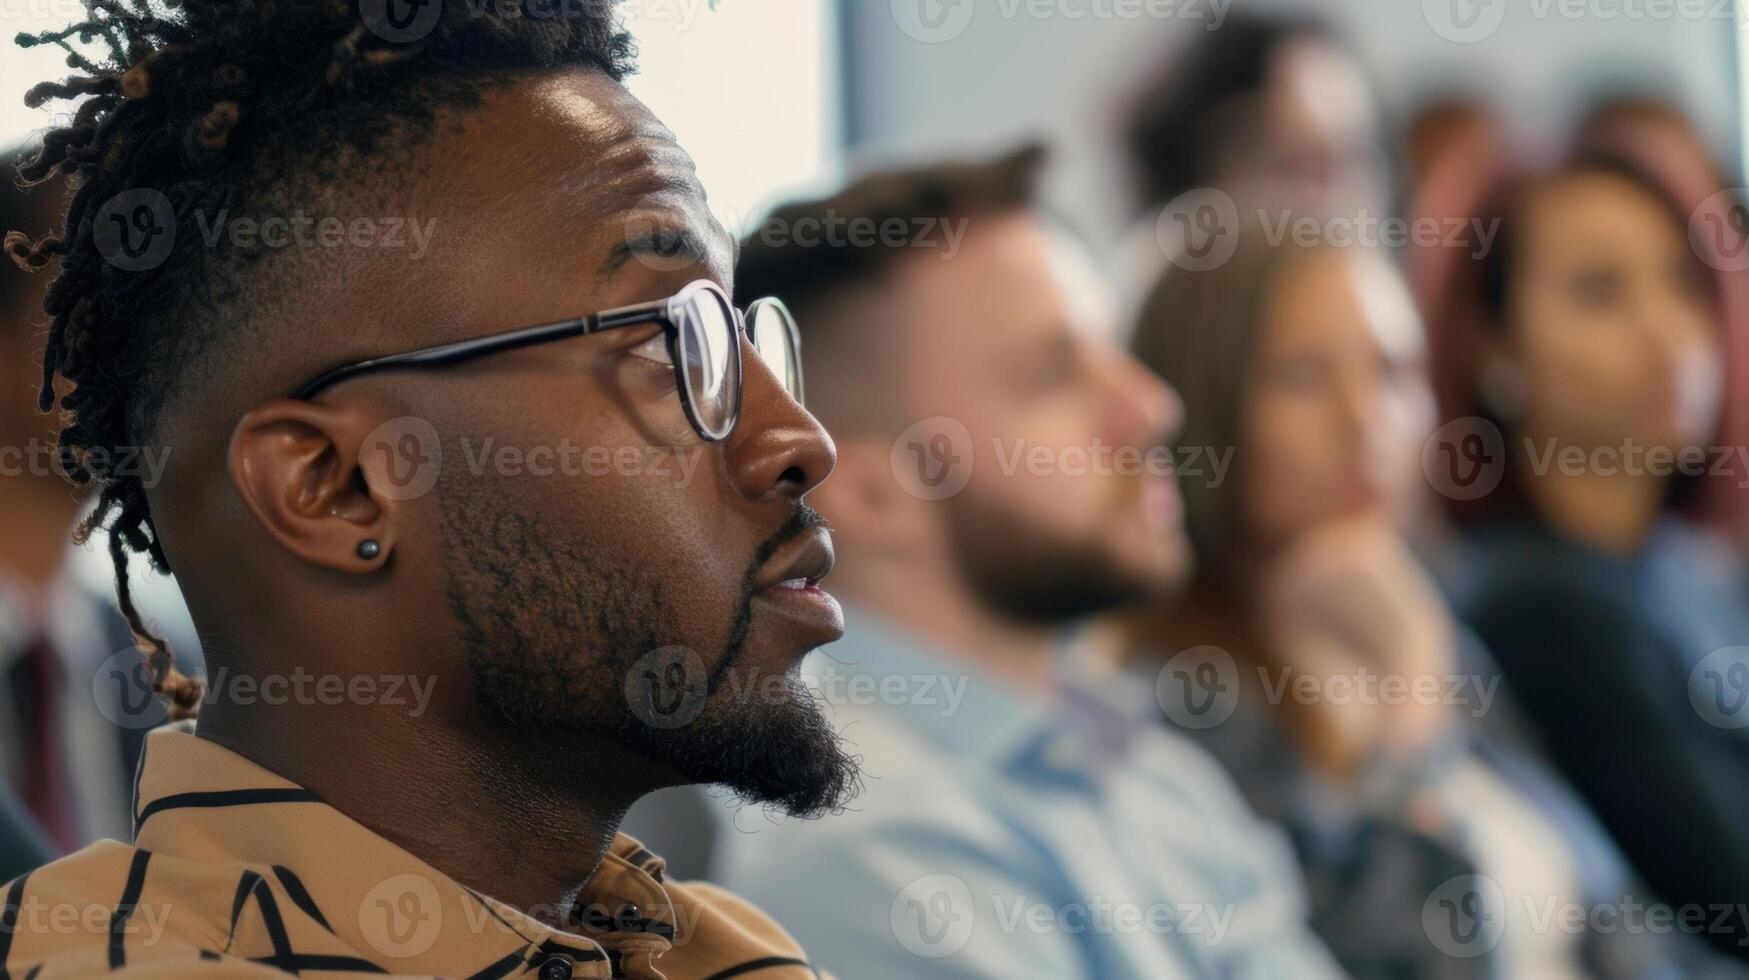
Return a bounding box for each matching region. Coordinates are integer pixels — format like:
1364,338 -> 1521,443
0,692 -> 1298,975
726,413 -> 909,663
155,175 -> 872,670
438,485 -> 858,819
944,490 -> 1159,626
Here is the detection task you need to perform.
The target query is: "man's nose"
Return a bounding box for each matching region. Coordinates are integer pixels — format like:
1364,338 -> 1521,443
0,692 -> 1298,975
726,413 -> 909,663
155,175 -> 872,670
1102,348 -> 1183,447
723,337 -> 836,502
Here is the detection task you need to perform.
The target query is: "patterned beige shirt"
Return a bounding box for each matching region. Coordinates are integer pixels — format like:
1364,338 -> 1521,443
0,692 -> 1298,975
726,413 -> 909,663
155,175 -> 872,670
0,728 -> 820,979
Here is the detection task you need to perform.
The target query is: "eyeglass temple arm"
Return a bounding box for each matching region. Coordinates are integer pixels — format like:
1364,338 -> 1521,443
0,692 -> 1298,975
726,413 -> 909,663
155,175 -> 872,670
293,316 -> 598,400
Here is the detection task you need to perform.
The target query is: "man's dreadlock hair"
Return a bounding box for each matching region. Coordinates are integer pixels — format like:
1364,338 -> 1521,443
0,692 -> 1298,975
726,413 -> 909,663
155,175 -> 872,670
4,0 -> 634,718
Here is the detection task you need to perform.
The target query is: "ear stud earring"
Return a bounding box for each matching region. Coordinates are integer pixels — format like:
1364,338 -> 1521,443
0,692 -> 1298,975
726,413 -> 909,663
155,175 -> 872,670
357,540 -> 382,561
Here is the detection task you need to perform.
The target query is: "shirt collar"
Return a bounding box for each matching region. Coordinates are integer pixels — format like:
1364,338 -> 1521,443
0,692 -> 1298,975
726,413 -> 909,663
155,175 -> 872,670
131,727 -> 682,979
822,606 -> 1153,776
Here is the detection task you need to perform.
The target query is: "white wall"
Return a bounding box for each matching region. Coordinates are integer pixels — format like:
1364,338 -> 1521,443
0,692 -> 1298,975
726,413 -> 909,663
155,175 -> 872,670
843,0 -> 1743,249
1,0 -> 92,151
624,0 -> 842,232
3,1 -> 845,223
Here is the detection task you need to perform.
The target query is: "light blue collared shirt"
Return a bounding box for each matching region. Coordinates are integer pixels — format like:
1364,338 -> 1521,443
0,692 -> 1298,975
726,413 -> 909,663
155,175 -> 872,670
709,609 -> 1346,979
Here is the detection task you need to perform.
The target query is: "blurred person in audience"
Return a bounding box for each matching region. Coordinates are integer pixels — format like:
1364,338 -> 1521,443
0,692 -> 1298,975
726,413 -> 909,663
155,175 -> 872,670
1124,225 -> 1738,979
713,146 -> 1347,980
1401,97 -> 1506,239
1423,147 -> 1749,963
1402,99 -> 1508,435
1576,94 -> 1731,200
1,153 -> 185,858
1125,12 -> 1380,215
0,1 -> 858,975
1120,12 -> 1381,295
1404,98 -> 1503,202
1575,96 -> 1749,551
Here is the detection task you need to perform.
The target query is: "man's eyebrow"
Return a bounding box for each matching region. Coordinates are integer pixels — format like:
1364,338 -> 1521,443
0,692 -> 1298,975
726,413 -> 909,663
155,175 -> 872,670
601,225 -> 716,279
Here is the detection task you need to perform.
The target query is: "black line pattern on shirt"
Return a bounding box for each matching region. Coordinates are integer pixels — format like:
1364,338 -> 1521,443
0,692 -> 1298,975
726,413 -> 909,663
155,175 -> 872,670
135,788 -> 322,829
0,871 -> 31,977
271,865 -> 333,934
107,850 -> 152,969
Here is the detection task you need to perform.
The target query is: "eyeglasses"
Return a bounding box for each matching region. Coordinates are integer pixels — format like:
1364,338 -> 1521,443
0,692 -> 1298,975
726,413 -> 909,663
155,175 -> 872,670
292,280 -> 804,442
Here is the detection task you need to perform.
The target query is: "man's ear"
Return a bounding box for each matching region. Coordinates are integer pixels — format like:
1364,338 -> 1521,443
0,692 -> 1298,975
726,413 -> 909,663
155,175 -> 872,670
228,400 -> 404,574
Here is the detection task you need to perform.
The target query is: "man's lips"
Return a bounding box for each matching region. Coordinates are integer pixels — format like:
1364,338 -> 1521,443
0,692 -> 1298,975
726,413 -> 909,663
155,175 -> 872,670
753,526 -> 836,595
751,525 -> 844,645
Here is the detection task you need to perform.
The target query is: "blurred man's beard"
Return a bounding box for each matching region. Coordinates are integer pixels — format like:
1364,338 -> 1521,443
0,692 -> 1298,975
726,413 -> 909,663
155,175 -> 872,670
945,487 -> 1163,626
437,483 -> 858,819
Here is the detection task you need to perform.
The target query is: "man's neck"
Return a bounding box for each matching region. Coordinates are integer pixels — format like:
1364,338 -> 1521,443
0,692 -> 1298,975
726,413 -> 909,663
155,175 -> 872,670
835,561 -> 1059,691
196,703 -> 658,926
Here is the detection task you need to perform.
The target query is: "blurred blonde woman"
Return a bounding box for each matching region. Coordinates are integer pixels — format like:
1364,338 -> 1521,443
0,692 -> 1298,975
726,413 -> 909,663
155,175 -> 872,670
1122,225 -> 1735,979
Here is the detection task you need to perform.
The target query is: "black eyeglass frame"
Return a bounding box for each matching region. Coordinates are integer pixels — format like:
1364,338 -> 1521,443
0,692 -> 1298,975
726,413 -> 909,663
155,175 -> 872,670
292,280 -> 801,443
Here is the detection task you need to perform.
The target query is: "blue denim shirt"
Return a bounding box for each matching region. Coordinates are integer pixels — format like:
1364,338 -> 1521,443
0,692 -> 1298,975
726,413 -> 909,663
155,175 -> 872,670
709,608 -> 1347,979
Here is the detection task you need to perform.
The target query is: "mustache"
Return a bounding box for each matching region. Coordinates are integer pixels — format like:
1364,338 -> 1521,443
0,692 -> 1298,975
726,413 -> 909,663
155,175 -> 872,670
753,502 -> 831,569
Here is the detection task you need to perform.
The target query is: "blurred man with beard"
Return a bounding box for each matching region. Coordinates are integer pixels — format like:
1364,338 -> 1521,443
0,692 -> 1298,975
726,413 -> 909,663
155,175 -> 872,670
711,147 -> 1344,979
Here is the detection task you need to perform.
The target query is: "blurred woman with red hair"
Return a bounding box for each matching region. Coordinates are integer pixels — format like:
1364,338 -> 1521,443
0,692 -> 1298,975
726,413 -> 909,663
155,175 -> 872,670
1419,143 -> 1749,964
